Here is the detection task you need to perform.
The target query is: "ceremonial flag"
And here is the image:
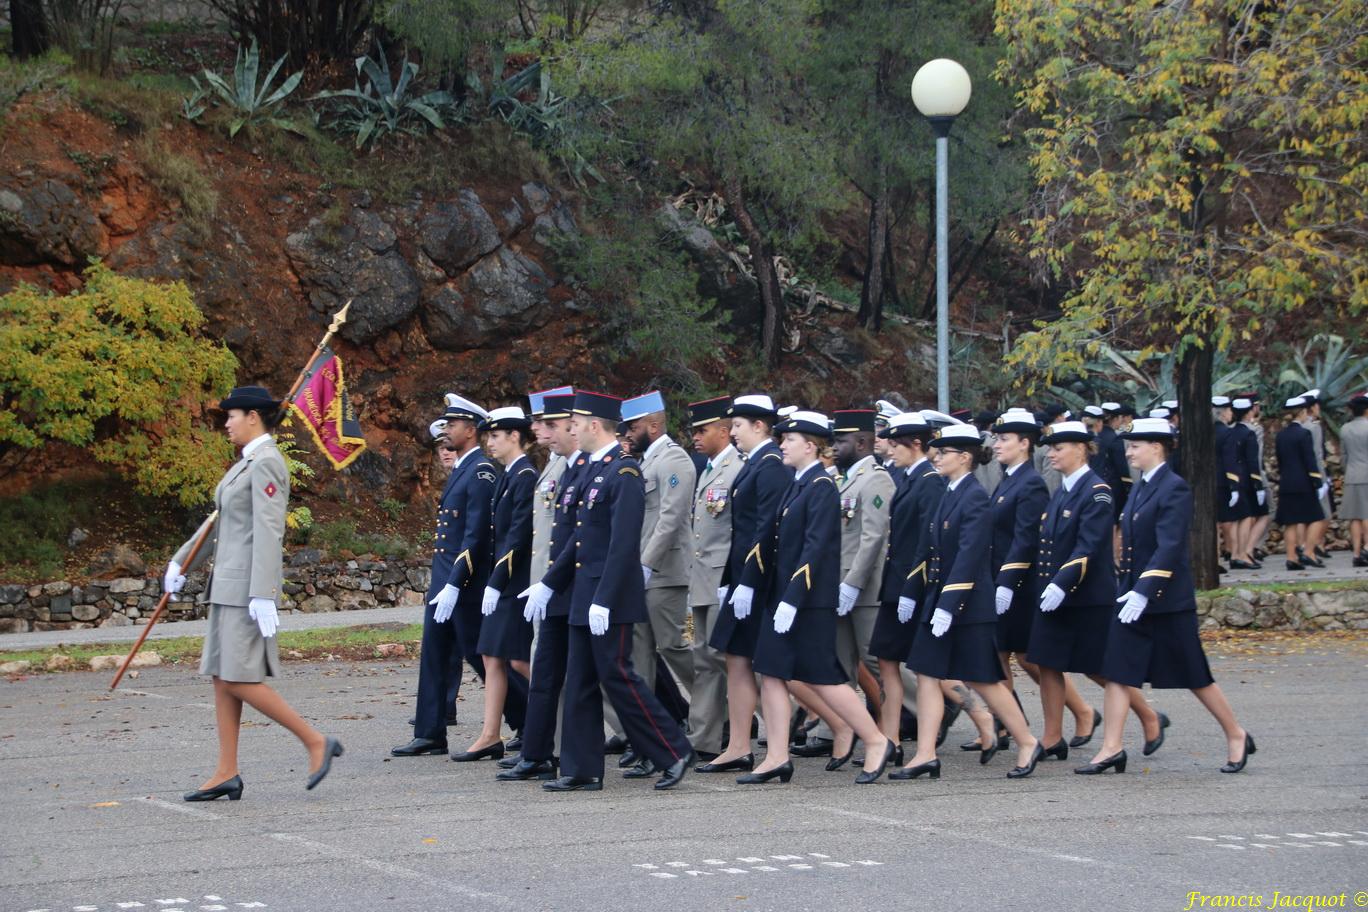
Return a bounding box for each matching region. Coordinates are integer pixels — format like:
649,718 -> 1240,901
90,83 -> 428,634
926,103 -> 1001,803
287,346 -> 366,470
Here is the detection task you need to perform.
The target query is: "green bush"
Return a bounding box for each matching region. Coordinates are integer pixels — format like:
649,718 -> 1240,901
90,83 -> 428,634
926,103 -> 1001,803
197,38 -> 303,137
135,131 -> 219,239
379,497 -> 406,521
0,486 -> 86,578
311,520 -> 415,559
0,263 -> 239,506
312,46 -> 458,149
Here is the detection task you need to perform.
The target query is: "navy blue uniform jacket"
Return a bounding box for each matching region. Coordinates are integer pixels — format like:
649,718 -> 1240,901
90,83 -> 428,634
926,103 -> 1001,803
542,450 -> 648,626
543,452 -> 589,618
763,466 -> 840,610
1232,423 -> 1263,494
1214,422 -> 1242,498
1275,423 -> 1322,495
485,455 -> 539,599
1117,463 -> 1194,613
881,461 -> 945,607
990,462 -> 1050,605
1036,468 -> 1117,607
903,475 -> 994,624
726,440 -> 792,596
432,449 -> 500,602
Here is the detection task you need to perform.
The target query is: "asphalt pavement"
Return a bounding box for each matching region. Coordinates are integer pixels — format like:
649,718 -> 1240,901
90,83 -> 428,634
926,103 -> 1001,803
2,633 -> 1366,912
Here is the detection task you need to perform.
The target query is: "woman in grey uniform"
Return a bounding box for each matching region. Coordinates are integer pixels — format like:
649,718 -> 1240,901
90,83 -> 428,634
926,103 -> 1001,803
166,386 -> 342,801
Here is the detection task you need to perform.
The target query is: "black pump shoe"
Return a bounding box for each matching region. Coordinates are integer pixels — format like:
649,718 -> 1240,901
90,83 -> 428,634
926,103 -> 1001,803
451,741 -> 505,762
1043,739 -> 1069,761
1220,732 -> 1256,774
184,774 -> 243,802
1142,712 -> 1170,756
889,758 -> 941,780
696,753 -> 754,773
791,737 -> 834,758
737,761 -> 794,784
980,738 -> 1002,766
1007,742 -> 1045,779
826,737 -> 857,771
306,737 -> 343,790
1075,750 -> 1127,774
854,739 -> 896,784
1070,708 -> 1102,747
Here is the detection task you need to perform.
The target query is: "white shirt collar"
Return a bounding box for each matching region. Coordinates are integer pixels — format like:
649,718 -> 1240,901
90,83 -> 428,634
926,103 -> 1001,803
846,454 -> 876,477
241,433 -> 273,459
744,438 -> 772,458
566,449 -> 582,463
793,460 -> 820,482
643,434 -> 670,461
506,453 -> 527,472
1004,461 -> 1024,476
453,446 -> 482,470
589,441 -> 618,462
1062,464 -> 1090,492
947,473 -> 968,491
1142,462 -> 1167,484
907,456 -> 928,476
709,444 -> 737,466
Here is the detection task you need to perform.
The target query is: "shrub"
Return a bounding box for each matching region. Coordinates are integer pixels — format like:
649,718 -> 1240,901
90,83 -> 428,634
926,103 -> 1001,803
310,519 -> 415,559
0,263 -> 239,506
135,131 -> 219,239
312,46 -> 458,149
198,38 -> 303,137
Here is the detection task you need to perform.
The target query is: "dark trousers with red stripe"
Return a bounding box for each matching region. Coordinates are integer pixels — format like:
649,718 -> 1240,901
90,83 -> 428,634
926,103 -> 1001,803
520,614 -> 570,762
561,622 -> 692,780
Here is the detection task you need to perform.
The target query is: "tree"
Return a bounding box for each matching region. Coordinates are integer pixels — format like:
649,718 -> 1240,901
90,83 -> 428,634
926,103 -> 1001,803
9,0 -> 50,59
0,263 -> 240,506
206,0 -> 373,67
996,0 -> 1367,588
557,0 -> 841,368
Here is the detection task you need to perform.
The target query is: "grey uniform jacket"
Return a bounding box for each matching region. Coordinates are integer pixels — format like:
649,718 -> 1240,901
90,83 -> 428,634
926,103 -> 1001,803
1342,416 -> 1368,485
1034,443 -> 1063,494
531,452 -> 568,581
640,436 -> 698,589
838,455 -> 896,607
174,438 -> 288,607
688,445 -> 744,607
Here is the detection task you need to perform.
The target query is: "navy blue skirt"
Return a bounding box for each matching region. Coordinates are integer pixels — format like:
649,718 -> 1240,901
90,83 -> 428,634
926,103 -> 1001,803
867,600 -> 918,662
907,617 -> 1003,683
995,597 -> 1035,654
476,595 -> 533,662
1025,602 -> 1111,675
1100,609 -> 1214,689
752,603 -> 846,685
1275,492 -> 1324,525
709,595 -> 764,658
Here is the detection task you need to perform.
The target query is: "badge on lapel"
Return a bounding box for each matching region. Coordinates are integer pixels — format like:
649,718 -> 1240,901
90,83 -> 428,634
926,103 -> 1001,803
1063,509 -> 1072,518
540,479 -> 558,507
840,496 -> 856,522
705,487 -> 728,516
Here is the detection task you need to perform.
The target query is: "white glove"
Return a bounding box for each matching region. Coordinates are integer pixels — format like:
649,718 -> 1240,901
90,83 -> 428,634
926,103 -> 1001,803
838,583 -> 859,616
1040,583 -> 1065,613
897,596 -> 916,624
1256,490 -> 1266,506
930,608 -> 953,637
248,597 -> 279,638
717,586 -> 729,606
731,584 -> 754,619
1318,483 -> 1329,501
588,604 -> 610,635
641,564 -> 652,585
430,583 -> 459,623
163,561 -> 186,602
995,586 -> 1013,616
1116,590 -> 1149,624
773,601 -> 797,634
520,582 -> 553,623
1228,491 -> 1238,508
481,586 -> 500,617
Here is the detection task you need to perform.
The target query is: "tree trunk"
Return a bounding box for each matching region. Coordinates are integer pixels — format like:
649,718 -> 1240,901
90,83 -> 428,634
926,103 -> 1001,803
10,0 -> 50,58
723,178 -> 783,369
858,173 -> 889,331
1177,342 -> 1219,590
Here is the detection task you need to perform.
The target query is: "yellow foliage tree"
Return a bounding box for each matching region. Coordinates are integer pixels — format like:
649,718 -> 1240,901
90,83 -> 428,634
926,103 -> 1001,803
994,0 -> 1366,586
0,263 -> 239,505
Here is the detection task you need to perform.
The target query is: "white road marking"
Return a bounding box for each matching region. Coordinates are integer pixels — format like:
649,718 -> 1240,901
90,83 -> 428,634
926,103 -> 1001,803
720,868 -> 748,874
120,690 -> 174,700
649,873 -> 676,879
267,833 -> 508,904
1052,855 -> 1098,864
1216,844 -> 1245,850
117,904 -> 148,909
751,866 -> 779,872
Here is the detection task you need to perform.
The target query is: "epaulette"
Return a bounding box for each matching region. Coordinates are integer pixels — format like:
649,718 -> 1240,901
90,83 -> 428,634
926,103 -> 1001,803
1091,482 -> 1111,489
761,452 -> 782,461
812,474 -> 835,485
618,466 -> 640,477
517,466 -> 537,476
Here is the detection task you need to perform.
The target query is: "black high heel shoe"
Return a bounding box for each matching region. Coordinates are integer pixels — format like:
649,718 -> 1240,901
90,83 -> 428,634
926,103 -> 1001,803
1220,732 -> 1256,773
696,753 -> 755,773
1070,708 -> 1102,747
855,739 -> 896,784
736,761 -> 794,784
451,741 -> 506,762
826,737 -> 857,771
1007,742 -> 1045,779
1043,739 -> 1069,761
1142,712 -> 1170,756
307,737 -> 343,790
1074,750 -> 1127,774
889,758 -> 941,780
184,774 -> 244,802
979,737 -> 1001,766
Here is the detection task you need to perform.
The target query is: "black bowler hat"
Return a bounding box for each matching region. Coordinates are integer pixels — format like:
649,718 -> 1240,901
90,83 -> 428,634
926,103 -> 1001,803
542,393 -> 575,420
832,409 -> 876,434
571,390 -> 624,423
688,396 -> 732,427
219,385 -> 281,412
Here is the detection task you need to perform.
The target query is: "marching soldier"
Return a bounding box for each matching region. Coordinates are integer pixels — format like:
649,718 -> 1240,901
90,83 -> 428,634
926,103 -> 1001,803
499,392 -> 584,781
1343,392 -> 1368,566
1275,396 -> 1326,571
1228,397 -> 1264,569
393,394 -> 500,758
1299,389 -> 1332,563
684,396 -> 743,761
875,400 -> 905,486
528,386 -> 574,588
522,391 -> 694,792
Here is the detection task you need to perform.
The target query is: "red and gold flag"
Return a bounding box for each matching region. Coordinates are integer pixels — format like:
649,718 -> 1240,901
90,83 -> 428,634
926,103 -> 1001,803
287,346 -> 366,470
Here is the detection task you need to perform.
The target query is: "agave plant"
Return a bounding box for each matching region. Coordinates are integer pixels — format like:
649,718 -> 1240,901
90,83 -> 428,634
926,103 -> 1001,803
1277,334 -> 1368,406
199,38 -> 303,137
313,45 -> 457,149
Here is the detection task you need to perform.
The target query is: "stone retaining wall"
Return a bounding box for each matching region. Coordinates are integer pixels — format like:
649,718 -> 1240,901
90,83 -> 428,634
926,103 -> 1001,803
0,555 -> 432,633
1195,582 -> 1368,631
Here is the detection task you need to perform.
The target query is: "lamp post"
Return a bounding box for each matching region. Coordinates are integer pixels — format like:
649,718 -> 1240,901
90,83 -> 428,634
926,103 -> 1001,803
911,59 -> 972,414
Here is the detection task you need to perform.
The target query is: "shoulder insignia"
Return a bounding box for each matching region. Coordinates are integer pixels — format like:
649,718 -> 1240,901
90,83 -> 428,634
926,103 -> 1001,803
518,466 -> 537,476
872,494 -> 884,509
477,470 -> 497,483
762,452 -> 782,461
1094,492 -> 1113,504
669,473 -> 679,487
1092,482 -> 1111,489
813,474 -> 835,485
263,481 -> 277,498
619,466 -> 640,477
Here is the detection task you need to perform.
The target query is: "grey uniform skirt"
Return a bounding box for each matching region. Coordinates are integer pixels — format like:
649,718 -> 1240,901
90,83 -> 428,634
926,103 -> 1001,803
200,603 -> 280,682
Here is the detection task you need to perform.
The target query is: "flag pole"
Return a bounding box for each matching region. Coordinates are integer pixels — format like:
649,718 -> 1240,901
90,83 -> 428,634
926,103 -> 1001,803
109,301 -> 352,690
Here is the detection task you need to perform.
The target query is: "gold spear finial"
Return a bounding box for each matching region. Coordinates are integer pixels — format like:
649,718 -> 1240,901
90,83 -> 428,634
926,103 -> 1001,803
328,300 -> 352,335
